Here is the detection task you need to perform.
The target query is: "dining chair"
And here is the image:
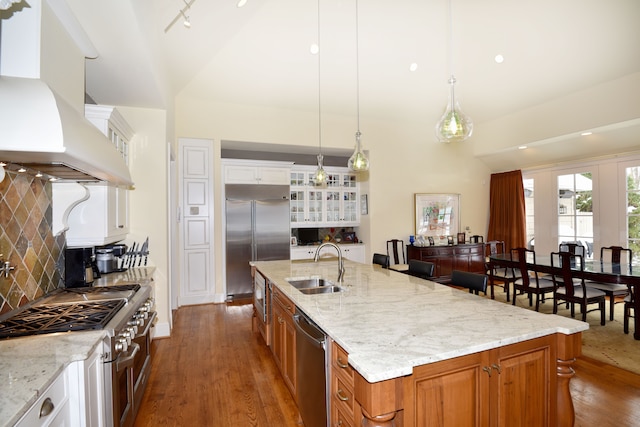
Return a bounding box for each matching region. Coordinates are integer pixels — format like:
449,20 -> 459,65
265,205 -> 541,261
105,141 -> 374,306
624,283 -> 636,334
372,253 -> 390,268
510,247 -> 554,311
559,242 -> 586,257
585,246 -> 632,321
485,240 -> 518,301
386,239 -> 408,271
550,251 -> 606,325
407,259 -> 435,279
451,270 -> 487,295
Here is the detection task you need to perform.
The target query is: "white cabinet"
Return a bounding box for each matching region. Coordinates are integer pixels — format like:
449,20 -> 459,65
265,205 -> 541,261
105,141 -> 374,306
62,104 -> 133,247
290,188 -> 324,225
65,184 -> 128,247
290,244 -> 365,263
290,167 -> 360,228
85,105 -> 133,166
223,161 -> 290,185
340,245 -> 365,263
16,365 -> 74,427
81,342 -> 106,427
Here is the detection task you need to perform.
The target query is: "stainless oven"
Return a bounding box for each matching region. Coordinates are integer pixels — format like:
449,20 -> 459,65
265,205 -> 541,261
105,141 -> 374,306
103,288 -> 156,427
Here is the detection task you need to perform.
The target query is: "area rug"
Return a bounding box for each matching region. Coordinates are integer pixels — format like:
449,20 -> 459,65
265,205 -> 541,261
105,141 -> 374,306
487,286 -> 640,375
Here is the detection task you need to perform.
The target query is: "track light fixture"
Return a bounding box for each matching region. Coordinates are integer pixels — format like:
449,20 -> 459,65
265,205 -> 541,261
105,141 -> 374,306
164,0 -> 196,33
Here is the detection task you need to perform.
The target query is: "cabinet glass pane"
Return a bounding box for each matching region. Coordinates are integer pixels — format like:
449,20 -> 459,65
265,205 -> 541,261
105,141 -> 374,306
308,191 -> 323,222
327,174 -> 340,187
343,174 -> 356,188
326,191 -> 340,222
343,191 -> 357,222
291,172 -> 305,186
290,190 -> 305,223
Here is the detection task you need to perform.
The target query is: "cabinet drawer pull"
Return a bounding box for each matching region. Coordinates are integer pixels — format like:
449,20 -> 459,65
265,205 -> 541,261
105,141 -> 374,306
336,357 -> 349,369
336,389 -> 349,401
482,366 -> 492,377
39,397 -> 54,418
491,363 -> 502,374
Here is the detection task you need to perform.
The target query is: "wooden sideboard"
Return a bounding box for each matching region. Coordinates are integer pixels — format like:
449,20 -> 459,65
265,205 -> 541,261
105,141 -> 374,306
406,243 -> 485,282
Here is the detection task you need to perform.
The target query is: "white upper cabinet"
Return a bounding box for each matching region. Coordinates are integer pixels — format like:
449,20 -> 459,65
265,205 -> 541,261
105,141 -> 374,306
62,105 -> 133,247
223,160 -> 291,185
290,166 -> 360,228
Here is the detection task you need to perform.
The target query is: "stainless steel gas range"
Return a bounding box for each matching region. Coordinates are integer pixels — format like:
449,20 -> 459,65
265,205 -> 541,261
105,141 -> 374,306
0,284 -> 156,427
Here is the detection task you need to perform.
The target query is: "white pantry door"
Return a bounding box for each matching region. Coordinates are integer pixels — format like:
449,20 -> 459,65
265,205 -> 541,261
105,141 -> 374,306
178,138 -> 215,306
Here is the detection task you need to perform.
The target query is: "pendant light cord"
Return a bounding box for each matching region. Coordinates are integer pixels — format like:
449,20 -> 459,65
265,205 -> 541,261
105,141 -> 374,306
448,0 -> 454,78
317,0 -> 322,156
355,0 -> 360,133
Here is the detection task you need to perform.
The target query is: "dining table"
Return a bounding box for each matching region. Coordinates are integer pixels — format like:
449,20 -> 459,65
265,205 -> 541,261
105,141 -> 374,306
488,252 -> 640,340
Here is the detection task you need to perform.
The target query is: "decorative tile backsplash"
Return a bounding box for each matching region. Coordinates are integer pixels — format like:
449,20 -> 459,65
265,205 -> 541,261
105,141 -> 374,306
0,171 -> 65,315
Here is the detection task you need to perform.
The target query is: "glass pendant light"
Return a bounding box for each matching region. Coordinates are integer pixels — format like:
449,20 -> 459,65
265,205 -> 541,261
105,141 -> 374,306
313,0 -> 327,185
348,0 -> 370,172
435,76 -> 473,143
435,0 -> 473,143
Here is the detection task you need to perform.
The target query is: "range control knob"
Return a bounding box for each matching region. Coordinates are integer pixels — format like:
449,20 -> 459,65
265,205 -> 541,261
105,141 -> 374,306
128,318 -> 143,328
115,337 -> 129,353
126,325 -> 138,337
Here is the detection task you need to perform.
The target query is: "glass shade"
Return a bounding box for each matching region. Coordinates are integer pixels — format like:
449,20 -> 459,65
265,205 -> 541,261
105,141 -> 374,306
348,131 -> 369,172
314,153 -> 327,184
435,76 -> 473,143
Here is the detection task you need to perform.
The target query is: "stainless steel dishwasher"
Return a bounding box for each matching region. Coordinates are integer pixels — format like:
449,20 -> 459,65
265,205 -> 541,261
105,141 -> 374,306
294,308 -> 328,427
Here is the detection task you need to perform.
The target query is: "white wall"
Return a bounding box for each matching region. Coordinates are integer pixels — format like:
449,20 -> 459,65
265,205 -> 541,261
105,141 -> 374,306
175,94 -> 492,295
118,106 -> 171,337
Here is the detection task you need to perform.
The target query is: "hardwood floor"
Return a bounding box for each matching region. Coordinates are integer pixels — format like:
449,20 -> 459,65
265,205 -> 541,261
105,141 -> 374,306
135,303 -> 640,427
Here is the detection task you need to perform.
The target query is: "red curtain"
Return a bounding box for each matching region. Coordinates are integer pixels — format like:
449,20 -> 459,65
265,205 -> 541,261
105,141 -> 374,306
487,170 -> 527,253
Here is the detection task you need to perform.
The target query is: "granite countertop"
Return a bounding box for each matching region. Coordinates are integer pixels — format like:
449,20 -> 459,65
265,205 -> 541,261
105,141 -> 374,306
0,267 -> 156,426
252,259 -> 589,383
0,331 -> 105,427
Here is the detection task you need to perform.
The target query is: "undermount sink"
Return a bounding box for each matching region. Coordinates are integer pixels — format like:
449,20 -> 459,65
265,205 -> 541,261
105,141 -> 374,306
286,277 -> 343,294
297,285 -> 343,295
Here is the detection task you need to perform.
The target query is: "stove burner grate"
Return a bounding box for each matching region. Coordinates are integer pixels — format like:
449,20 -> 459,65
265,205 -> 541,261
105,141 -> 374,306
0,299 -> 126,339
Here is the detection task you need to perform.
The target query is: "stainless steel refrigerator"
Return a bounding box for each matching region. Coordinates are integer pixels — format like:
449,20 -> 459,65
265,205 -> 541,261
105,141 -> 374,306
225,184 -> 290,299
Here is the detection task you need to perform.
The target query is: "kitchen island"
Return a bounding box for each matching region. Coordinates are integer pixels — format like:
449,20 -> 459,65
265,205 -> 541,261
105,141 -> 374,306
252,259 -> 588,427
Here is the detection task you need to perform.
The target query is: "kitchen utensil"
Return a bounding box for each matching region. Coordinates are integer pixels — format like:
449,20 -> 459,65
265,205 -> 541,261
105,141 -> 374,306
139,237 -> 148,267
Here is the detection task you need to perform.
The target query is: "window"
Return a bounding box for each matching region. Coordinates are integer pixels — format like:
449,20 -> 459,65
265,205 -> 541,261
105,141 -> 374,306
626,166 -> 640,261
558,173 -> 594,258
524,178 -> 534,250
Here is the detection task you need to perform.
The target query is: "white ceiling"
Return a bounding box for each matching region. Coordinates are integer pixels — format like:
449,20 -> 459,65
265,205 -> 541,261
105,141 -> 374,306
65,0 -> 640,171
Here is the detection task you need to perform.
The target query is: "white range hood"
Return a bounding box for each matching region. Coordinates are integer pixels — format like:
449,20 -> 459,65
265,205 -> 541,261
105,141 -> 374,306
0,76 -> 133,186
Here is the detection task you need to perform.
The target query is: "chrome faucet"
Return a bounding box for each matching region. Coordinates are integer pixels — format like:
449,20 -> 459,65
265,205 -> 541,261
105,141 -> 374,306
314,242 -> 345,282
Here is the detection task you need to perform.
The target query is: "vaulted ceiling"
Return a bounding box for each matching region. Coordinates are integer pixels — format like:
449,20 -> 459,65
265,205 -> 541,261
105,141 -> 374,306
66,0 -> 640,170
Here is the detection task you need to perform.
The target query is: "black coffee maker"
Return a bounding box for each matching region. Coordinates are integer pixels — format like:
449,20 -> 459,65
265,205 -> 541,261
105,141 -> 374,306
65,247 -> 101,288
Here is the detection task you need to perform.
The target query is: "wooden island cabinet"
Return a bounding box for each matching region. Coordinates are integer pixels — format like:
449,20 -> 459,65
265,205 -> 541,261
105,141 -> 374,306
271,286 -> 297,399
251,260 -> 586,427
407,243 -> 485,281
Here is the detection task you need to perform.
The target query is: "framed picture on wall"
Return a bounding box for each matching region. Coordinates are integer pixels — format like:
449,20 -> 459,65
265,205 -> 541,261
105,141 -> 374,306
414,193 -> 460,241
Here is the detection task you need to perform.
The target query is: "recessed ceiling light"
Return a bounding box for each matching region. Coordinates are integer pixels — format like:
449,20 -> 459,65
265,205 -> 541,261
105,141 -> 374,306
518,145 -> 527,150
237,0 -> 247,7
409,63 -> 418,72
581,131 -> 593,136
494,54 -> 504,64
310,43 -> 319,55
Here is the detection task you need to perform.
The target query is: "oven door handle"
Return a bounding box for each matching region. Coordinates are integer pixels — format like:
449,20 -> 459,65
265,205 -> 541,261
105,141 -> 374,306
136,311 -> 157,338
116,343 -> 140,372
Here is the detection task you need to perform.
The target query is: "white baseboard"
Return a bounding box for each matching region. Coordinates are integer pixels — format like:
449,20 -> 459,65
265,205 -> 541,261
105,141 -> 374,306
152,321 -> 171,338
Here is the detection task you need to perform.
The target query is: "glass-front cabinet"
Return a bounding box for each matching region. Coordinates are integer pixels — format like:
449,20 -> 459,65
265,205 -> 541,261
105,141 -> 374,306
290,167 -> 360,227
